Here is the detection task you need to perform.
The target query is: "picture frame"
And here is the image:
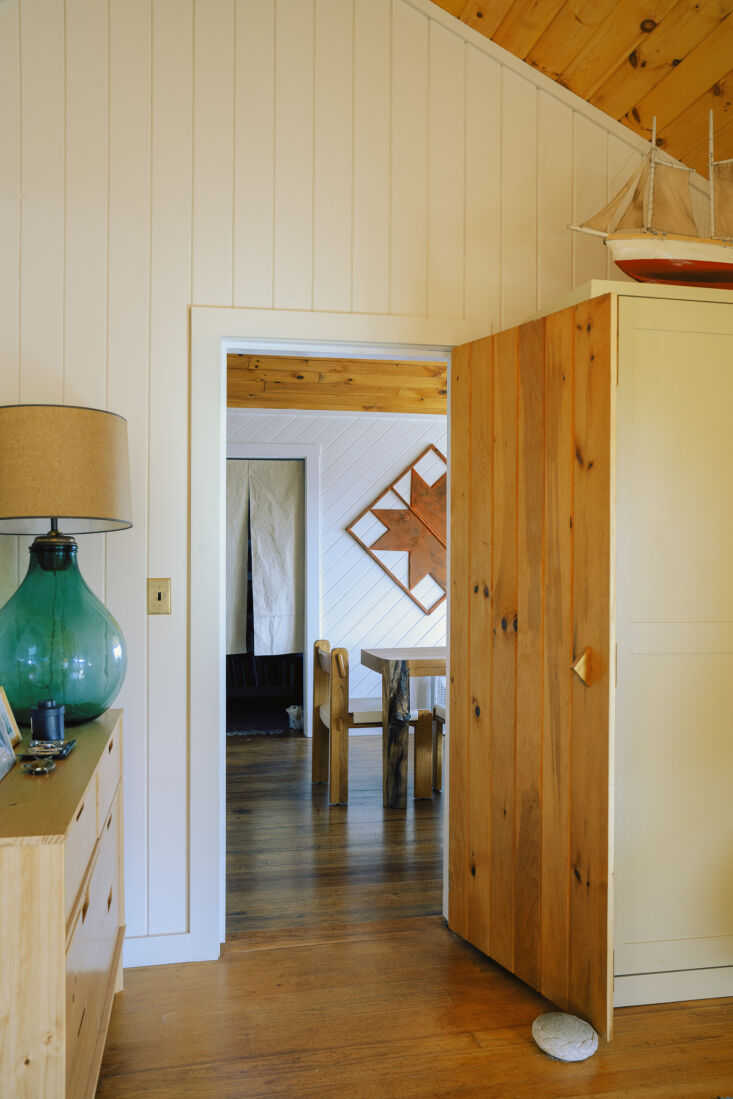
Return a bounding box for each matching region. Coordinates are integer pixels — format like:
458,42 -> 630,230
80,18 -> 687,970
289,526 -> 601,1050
0,687 -> 18,784
0,687 -> 21,747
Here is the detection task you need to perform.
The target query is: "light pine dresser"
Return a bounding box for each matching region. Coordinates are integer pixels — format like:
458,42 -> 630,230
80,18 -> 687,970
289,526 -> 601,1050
0,709 -> 124,1098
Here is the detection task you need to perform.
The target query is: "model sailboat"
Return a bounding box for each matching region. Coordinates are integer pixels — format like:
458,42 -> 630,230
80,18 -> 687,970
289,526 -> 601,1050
571,112 -> 733,289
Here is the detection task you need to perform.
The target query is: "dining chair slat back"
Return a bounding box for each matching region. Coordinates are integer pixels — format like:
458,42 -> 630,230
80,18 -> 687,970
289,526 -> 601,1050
312,639 -> 383,804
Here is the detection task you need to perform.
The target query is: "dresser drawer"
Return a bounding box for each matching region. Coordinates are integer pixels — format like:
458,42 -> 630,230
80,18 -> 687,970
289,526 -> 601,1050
66,895 -> 99,1099
65,789 -> 122,1095
92,792 -> 122,1025
64,785 -> 97,922
97,728 -> 121,833
96,729 -> 120,830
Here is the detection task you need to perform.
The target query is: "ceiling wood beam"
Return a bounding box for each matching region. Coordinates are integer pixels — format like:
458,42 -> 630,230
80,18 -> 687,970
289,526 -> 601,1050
627,12 -> 733,135
430,0 -> 733,170
525,0 -> 620,82
559,0 -> 679,103
591,0 -> 733,126
227,355 -> 448,415
493,0 -> 566,58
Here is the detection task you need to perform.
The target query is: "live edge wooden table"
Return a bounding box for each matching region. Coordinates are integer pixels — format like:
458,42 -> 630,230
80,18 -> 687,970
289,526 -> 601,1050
360,646 -> 447,809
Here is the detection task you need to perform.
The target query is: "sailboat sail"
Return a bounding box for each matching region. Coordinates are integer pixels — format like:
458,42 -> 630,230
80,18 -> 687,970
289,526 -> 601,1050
648,163 -> 698,236
578,158 -> 647,234
577,155 -> 698,237
713,160 -> 733,239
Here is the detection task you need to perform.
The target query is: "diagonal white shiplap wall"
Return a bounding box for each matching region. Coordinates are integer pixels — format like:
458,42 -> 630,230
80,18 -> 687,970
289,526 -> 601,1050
227,409 -> 447,702
0,0 -> 668,960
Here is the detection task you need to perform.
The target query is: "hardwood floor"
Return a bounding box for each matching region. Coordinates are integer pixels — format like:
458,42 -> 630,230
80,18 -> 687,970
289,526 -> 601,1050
226,733 -> 443,934
96,734 -> 733,1097
98,916 -> 733,1097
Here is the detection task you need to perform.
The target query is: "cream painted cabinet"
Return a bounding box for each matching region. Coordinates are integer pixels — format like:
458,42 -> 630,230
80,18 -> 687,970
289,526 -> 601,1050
614,294 -> 733,1007
0,710 -> 124,1098
448,283 -> 733,1040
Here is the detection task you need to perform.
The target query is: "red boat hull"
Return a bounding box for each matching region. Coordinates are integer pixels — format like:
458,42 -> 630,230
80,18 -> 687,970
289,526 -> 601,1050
615,256 -> 733,291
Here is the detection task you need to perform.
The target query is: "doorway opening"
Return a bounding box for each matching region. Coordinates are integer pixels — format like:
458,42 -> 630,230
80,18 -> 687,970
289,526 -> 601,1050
223,354 -> 449,941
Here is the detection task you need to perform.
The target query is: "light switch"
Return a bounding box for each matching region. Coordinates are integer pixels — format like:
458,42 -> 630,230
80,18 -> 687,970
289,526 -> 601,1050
147,578 -> 171,615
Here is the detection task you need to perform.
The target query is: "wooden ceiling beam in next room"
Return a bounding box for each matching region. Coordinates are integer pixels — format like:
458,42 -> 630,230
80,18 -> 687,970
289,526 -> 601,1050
227,355 -> 448,415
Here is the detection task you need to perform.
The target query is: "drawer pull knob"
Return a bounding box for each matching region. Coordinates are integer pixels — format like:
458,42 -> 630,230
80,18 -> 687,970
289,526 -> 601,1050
107,814 -> 112,831
75,801 -> 85,823
77,1007 -> 86,1038
107,887 -> 113,912
81,896 -> 90,924
108,739 -> 114,754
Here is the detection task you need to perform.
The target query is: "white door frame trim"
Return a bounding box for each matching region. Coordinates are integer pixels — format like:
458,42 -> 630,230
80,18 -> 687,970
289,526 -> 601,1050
188,306 -> 479,961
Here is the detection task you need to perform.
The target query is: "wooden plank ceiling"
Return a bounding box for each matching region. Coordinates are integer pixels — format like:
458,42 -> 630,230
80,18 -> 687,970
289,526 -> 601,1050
227,354 -> 447,414
433,0 -> 733,175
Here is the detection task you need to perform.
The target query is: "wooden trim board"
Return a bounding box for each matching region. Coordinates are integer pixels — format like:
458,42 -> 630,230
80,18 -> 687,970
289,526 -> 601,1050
227,354 -> 447,414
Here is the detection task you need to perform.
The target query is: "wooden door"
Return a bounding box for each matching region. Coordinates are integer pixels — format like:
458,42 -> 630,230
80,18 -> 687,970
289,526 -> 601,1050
449,294 -> 616,1039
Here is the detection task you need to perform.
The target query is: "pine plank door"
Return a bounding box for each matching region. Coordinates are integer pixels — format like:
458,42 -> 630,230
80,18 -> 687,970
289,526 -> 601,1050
448,294 -> 616,1039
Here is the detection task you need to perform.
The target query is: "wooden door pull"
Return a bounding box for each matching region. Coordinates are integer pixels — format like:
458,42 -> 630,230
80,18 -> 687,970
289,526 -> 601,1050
571,648 -> 592,685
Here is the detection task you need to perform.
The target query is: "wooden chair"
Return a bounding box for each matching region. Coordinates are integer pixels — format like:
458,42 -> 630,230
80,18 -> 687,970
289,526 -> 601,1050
312,639 -> 436,805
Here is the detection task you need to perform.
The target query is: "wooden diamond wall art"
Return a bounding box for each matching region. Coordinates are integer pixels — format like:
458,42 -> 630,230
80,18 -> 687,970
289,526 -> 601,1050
347,445 -> 447,614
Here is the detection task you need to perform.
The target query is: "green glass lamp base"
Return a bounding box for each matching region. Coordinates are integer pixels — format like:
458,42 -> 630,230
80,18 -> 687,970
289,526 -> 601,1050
0,536 -> 127,725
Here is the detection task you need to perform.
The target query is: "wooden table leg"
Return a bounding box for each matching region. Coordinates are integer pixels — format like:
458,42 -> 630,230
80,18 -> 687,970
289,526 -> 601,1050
413,709 -> 433,799
382,660 -> 410,809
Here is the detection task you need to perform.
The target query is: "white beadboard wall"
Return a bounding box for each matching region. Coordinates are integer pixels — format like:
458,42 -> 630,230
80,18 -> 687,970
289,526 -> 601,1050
227,410 -> 447,702
0,0 -> 657,956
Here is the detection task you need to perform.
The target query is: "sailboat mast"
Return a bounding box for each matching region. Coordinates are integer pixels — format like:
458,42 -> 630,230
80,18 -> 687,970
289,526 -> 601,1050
646,117 -> 657,231
709,109 -> 716,238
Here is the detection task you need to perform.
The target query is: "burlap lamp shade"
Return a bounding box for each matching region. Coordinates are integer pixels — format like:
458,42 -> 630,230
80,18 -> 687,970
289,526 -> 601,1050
0,405 -> 132,534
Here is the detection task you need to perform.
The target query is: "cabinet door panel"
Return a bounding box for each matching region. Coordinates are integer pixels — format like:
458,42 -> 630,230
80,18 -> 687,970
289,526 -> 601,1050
615,297 -> 733,979
449,295 -> 615,1039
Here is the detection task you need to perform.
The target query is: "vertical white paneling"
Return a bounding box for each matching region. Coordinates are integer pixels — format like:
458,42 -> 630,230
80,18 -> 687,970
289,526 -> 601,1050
352,0 -> 390,314
147,0 -> 194,936
19,0 -> 64,401
391,0 -> 429,316
0,0 -> 20,604
313,0 -> 353,312
573,113 -> 608,287
107,0 -> 152,940
65,0 -> 109,602
192,0 -> 235,306
427,23 -> 464,319
537,94 -> 573,311
233,0 -> 275,308
65,0 -> 108,409
607,136 -> 640,283
464,48 -> 500,331
501,69 -> 537,328
273,0 -> 314,309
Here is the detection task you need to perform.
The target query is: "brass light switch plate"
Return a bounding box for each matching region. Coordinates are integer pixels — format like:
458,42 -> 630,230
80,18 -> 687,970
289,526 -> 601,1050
147,578 -> 172,615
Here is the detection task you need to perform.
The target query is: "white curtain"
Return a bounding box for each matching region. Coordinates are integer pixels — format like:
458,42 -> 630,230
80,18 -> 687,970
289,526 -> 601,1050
226,459 -> 304,656
226,460 -> 250,655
